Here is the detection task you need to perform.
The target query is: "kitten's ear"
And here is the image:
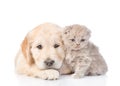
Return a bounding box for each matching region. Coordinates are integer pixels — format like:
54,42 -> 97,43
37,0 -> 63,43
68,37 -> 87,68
88,29 -> 91,36
87,27 -> 91,37
86,27 -> 91,37
81,25 -> 91,36
64,26 -> 72,34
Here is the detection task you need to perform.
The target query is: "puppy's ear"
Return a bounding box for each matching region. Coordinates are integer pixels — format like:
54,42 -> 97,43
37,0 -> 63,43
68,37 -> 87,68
21,35 -> 34,65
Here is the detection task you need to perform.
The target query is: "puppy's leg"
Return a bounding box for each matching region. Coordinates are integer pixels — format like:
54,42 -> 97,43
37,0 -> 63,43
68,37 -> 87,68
72,57 -> 92,78
29,65 -> 60,80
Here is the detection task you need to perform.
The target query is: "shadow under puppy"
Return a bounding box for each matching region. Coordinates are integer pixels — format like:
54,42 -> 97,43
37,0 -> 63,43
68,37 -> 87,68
61,24 -> 108,78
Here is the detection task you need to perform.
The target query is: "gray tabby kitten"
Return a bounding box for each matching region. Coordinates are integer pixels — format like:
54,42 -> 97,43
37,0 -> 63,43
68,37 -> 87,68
62,24 -> 108,78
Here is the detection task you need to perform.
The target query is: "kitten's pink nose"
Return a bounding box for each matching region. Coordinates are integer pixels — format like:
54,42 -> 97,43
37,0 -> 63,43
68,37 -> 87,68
76,44 -> 80,48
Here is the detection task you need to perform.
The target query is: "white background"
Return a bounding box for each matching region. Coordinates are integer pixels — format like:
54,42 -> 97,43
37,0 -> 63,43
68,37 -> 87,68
0,0 -> 120,86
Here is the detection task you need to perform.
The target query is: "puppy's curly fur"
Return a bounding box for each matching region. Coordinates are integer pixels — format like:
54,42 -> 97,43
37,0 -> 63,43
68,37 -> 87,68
62,24 -> 108,78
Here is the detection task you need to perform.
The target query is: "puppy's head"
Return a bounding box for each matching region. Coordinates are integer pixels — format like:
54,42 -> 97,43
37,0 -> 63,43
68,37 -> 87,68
21,23 -> 65,69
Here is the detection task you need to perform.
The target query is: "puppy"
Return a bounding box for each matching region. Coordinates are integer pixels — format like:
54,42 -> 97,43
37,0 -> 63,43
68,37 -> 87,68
15,23 -> 65,80
61,24 -> 108,78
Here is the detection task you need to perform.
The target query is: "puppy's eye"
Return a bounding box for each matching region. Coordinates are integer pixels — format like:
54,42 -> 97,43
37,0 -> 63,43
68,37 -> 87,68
54,44 -> 60,48
37,45 -> 42,49
70,39 -> 75,42
81,39 -> 85,42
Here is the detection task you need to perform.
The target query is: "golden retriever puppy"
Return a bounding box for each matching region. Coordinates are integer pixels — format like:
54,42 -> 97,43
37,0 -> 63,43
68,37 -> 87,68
61,24 -> 108,78
15,23 -> 65,80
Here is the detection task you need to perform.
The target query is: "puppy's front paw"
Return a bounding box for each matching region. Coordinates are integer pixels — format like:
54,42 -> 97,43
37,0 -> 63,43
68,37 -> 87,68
71,73 -> 84,79
41,69 -> 59,80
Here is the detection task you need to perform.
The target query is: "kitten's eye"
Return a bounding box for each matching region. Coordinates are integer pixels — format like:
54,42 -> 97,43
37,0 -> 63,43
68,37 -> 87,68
81,39 -> 85,42
70,39 -> 75,42
64,32 -> 67,34
54,44 -> 60,48
37,45 -> 42,49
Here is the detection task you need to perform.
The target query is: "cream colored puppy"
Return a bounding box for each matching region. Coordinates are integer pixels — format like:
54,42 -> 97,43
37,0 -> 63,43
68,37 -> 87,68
15,23 -> 65,80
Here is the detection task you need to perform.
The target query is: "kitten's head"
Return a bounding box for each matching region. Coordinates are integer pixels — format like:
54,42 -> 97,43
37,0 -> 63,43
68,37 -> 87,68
62,24 -> 91,50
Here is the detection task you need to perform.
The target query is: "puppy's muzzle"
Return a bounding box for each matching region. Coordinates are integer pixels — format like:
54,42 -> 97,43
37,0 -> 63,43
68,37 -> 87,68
44,59 -> 55,67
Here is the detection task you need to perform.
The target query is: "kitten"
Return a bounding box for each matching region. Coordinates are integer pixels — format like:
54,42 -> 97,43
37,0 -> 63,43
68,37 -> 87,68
62,24 -> 108,78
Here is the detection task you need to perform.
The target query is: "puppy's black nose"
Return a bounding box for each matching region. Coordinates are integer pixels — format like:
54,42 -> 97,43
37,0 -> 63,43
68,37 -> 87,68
44,59 -> 55,66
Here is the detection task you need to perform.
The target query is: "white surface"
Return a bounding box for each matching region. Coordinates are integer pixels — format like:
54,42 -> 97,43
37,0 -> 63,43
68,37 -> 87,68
0,0 -> 120,86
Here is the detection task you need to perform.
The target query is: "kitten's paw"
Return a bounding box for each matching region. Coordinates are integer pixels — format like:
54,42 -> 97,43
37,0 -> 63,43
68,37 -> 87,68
66,55 -> 73,63
71,73 -> 84,79
66,58 -> 73,64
